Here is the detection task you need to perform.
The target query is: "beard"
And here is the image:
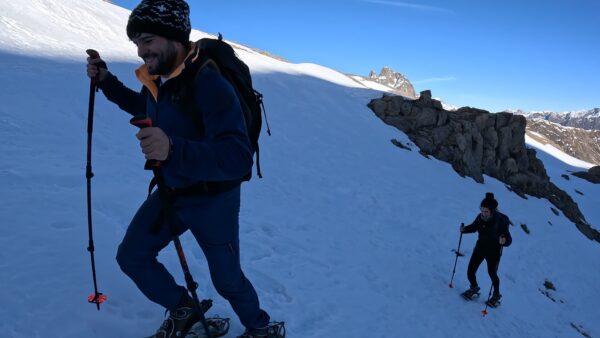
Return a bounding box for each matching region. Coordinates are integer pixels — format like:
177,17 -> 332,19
480,214 -> 492,222
144,41 -> 179,76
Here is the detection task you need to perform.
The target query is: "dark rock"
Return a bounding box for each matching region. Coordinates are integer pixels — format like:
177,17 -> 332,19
543,280 -> 556,291
368,91 -> 600,244
572,165 -> 600,184
391,139 -> 411,151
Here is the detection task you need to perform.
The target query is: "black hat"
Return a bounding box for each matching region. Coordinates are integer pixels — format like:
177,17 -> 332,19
126,0 -> 191,44
480,192 -> 498,211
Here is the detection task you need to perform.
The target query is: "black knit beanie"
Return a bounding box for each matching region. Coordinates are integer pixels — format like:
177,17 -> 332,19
126,0 -> 191,44
480,192 -> 498,211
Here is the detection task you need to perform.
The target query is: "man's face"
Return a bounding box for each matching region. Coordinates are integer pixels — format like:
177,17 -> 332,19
132,33 -> 178,75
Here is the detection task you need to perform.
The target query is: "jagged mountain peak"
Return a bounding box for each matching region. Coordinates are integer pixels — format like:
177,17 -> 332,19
367,66 -> 416,98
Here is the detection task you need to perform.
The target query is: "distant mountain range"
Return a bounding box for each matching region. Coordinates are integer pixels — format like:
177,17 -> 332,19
526,119 -> 600,166
507,109 -> 600,165
510,108 -> 600,131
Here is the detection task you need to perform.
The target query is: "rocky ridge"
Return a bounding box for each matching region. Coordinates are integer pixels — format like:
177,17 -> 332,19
368,90 -> 600,243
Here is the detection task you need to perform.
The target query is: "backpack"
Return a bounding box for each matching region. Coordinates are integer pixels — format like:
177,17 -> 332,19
172,33 -> 271,181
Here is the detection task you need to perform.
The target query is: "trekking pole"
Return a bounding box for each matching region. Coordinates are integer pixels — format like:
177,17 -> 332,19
84,49 -> 107,310
482,245 -> 504,316
130,116 -> 213,338
448,223 -> 464,288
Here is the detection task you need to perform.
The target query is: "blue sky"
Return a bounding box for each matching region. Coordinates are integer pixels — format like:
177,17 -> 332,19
112,0 -> 599,112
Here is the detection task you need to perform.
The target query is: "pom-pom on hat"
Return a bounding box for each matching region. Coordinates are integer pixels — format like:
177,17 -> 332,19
126,0 -> 191,44
480,192 -> 498,211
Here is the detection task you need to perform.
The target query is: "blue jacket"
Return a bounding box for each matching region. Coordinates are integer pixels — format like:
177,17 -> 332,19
98,45 -> 253,189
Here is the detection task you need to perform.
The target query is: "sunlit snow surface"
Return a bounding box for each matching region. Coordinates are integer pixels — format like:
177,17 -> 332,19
0,1 -> 598,337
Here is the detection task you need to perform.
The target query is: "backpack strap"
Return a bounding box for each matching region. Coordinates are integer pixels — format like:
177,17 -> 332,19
492,212 -> 509,238
198,57 -> 220,74
172,51 -> 223,129
171,39 -> 264,182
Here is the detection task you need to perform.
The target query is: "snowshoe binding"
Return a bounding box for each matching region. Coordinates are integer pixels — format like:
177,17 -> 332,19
486,294 -> 502,308
236,321 -> 286,338
184,317 -> 230,337
461,286 -> 481,301
146,297 -> 223,338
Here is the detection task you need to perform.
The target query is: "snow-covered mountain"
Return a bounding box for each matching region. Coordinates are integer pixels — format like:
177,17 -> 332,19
1,1 -> 599,338
512,108 -> 600,131
526,119 -> 600,166
508,109 -> 600,165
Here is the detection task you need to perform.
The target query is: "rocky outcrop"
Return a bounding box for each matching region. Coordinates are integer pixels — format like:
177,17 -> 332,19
368,90 -> 600,243
573,166 -> 600,184
368,67 -> 416,98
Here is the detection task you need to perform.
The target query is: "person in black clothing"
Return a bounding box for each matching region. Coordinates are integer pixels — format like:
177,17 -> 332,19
460,192 -> 512,305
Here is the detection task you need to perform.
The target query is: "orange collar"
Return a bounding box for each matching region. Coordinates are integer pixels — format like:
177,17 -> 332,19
134,42 -> 199,102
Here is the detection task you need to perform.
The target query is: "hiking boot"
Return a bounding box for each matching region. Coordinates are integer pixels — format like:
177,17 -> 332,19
237,322 -> 286,338
461,285 -> 481,300
149,296 -> 200,338
487,293 -> 502,307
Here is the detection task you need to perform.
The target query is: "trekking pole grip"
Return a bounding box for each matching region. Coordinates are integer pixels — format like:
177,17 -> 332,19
86,49 -> 107,89
129,115 -> 161,169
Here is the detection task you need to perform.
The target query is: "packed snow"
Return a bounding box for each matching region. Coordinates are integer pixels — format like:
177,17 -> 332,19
525,136 -> 595,169
1,1 -> 599,337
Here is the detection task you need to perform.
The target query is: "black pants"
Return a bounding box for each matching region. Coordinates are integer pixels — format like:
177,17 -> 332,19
467,244 -> 501,295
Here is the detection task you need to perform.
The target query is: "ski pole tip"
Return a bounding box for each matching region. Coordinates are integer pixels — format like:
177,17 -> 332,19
88,293 -> 107,305
449,283 -> 453,288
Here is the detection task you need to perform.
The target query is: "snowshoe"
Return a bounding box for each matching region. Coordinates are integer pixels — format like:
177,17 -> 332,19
237,321 -> 286,338
461,286 -> 481,301
185,317 -> 231,337
486,294 -> 502,308
145,298 -> 213,338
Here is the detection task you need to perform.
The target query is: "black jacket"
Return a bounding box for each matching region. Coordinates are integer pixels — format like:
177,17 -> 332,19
463,211 -> 512,250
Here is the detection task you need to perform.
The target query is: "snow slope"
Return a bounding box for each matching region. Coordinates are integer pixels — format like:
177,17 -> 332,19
1,1 -> 599,337
526,135 -> 596,169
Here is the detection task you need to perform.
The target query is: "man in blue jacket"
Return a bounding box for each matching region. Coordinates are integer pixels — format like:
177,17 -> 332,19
86,1 -> 280,337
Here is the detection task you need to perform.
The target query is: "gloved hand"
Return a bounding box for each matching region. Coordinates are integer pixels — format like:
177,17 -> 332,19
86,49 -> 108,83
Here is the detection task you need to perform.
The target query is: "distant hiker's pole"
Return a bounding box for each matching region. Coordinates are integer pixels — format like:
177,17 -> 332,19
482,246 -> 504,316
85,49 -> 106,310
130,115 -> 213,338
448,223 -> 464,288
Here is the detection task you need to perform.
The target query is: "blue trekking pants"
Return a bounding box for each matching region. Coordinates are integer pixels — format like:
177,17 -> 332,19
116,186 -> 270,329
